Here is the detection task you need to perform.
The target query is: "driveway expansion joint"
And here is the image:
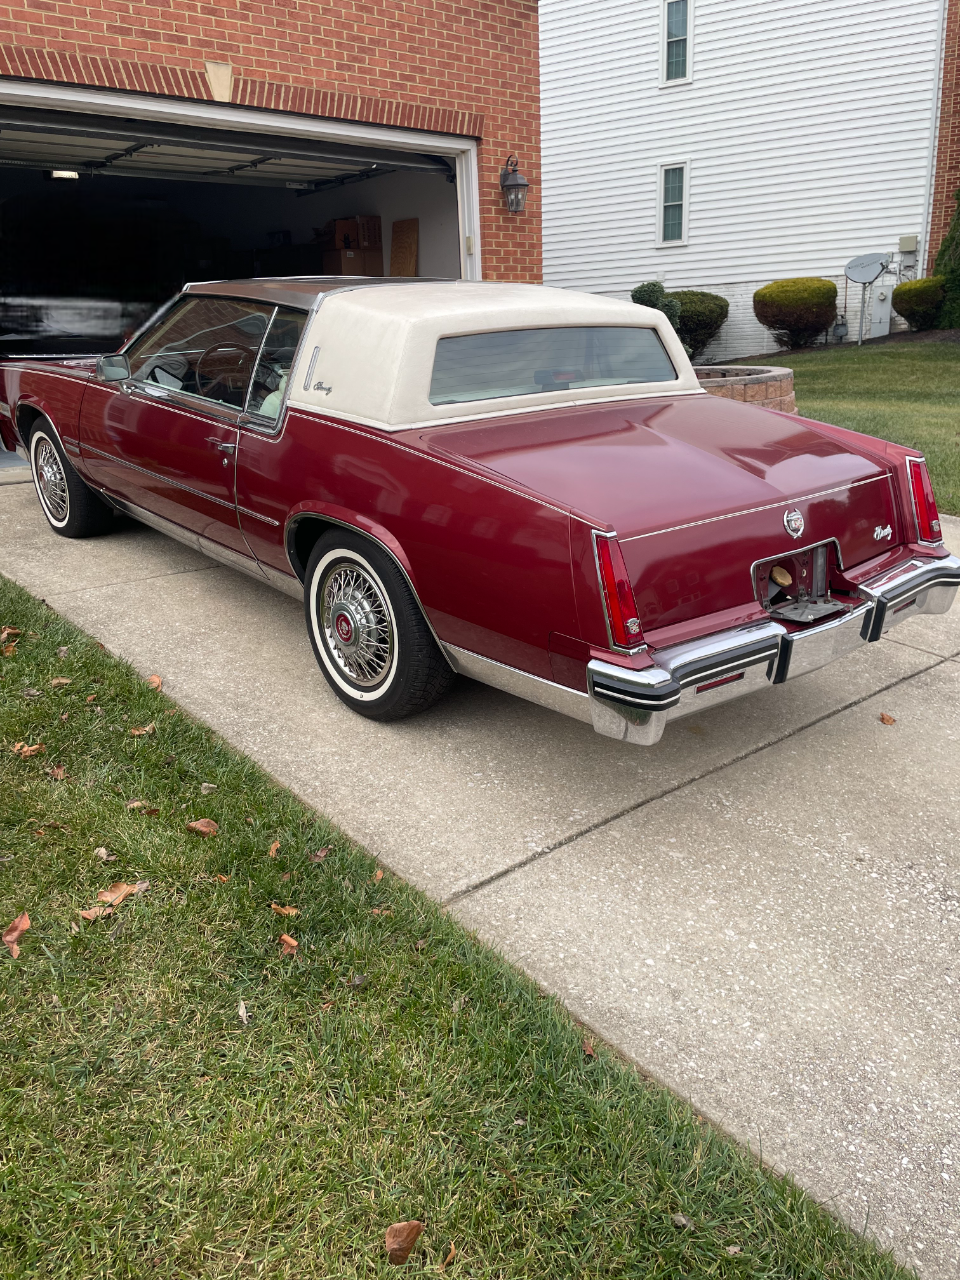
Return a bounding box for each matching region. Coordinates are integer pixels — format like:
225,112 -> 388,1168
43,564 -> 219,599
443,650 -> 949,907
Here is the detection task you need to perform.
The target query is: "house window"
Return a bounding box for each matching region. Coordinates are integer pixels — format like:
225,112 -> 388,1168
661,164 -> 686,243
663,0 -> 690,84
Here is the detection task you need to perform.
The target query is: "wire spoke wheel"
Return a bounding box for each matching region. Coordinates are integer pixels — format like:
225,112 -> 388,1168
34,436 -> 69,523
320,561 -> 394,687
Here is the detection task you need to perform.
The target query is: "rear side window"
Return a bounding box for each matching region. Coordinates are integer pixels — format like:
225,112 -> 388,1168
428,326 -> 677,405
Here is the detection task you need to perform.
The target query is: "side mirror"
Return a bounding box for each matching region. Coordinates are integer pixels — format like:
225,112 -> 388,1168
97,353 -> 130,382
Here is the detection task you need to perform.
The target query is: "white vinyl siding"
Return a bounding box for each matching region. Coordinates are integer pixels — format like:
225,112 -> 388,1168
541,0 -> 944,357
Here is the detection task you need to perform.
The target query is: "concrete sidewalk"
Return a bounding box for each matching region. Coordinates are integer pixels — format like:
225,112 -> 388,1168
2,478 -> 958,1275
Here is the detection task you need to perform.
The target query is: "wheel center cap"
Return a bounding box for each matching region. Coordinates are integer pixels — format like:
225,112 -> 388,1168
333,607 -> 357,649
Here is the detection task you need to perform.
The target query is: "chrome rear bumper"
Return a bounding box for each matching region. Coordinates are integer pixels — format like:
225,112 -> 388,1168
588,553 -> 960,746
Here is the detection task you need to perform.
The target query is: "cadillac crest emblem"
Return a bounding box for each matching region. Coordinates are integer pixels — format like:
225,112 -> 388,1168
783,509 -> 805,539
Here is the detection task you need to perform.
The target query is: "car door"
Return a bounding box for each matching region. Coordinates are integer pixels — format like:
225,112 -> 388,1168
79,295 -> 274,560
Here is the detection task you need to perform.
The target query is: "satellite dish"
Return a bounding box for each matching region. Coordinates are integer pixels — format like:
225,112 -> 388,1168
845,253 -> 892,284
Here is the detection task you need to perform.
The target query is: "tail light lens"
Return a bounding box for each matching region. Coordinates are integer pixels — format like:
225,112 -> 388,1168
594,533 -> 644,649
907,457 -> 942,544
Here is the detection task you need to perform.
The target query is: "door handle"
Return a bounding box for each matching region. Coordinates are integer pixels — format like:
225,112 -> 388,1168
206,437 -> 236,455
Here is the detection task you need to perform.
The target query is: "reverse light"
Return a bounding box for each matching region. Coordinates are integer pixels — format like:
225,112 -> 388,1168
907,457 -> 942,544
594,533 -> 644,650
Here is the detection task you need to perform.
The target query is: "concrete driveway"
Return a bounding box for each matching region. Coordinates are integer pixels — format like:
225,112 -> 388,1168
2,474 -> 958,1276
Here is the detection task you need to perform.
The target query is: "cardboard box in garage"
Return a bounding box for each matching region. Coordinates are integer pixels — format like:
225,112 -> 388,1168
322,248 -> 384,275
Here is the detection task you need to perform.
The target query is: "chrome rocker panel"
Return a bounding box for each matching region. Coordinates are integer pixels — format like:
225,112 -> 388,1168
588,553 -> 960,746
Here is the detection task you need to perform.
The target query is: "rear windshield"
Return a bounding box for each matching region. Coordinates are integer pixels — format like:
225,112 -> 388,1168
428,325 -> 677,405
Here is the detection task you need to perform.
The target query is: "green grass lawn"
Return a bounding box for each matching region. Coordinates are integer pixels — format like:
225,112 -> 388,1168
779,342 -> 960,517
0,575 -> 910,1279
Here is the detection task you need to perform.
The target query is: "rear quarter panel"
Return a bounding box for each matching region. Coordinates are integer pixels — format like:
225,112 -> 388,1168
236,411 -> 580,680
1,360 -> 92,455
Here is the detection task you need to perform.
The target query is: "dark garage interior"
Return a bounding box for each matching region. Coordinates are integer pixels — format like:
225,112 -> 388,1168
0,105 -> 462,354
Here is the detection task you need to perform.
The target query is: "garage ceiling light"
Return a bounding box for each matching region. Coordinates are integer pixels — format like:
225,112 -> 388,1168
47,169 -> 79,179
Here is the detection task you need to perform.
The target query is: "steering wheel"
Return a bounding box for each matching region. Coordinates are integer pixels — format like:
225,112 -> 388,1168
195,343 -> 259,400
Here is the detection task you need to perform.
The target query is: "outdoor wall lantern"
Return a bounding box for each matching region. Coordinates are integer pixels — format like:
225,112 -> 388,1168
500,154 -> 530,213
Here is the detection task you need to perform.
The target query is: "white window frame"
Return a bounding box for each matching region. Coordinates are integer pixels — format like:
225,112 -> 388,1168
660,0 -> 693,87
656,160 -> 689,247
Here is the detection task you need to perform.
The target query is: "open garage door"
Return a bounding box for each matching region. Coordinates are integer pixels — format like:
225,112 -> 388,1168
0,104 -> 464,354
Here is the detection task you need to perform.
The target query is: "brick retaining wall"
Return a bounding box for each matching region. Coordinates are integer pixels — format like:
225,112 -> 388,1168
694,366 -> 796,413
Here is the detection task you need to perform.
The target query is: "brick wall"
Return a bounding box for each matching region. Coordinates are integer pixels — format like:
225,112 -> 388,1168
0,1 -> 541,282
929,0 -> 959,271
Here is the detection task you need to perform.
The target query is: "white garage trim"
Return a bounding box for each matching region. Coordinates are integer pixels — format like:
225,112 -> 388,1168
0,77 -> 483,280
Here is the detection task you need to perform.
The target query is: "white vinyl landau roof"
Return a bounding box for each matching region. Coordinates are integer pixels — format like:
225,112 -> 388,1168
286,281 -> 703,430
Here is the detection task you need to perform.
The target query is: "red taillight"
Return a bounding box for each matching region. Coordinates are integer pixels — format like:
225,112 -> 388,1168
907,457 -> 942,544
594,533 -> 644,649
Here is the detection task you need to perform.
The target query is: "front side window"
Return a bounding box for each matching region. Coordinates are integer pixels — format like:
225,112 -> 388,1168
125,296 -> 273,409
661,165 -> 686,242
665,0 -> 689,81
246,307 -> 308,423
428,326 -> 677,405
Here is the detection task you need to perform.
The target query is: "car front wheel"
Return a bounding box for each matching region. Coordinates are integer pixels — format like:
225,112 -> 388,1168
304,531 -> 455,721
28,419 -> 114,538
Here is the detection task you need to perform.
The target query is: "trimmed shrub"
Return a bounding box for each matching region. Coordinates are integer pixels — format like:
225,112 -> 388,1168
666,289 -> 729,359
631,281 -> 681,333
892,276 -> 945,331
935,187 -> 960,329
753,277 -> 837,349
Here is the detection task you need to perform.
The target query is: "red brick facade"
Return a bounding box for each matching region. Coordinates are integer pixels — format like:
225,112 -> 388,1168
0,1 -> 541,282
929,0 -> 959,271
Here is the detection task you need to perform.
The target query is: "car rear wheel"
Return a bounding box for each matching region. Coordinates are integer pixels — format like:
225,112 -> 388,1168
28,420 -> 115,538
304,531 -> 455,721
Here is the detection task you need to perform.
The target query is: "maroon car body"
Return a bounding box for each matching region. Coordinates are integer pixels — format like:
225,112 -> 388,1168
2,276 -> 957,745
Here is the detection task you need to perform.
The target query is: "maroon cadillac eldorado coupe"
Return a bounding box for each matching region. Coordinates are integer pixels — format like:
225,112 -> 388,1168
1,276 -> 957,746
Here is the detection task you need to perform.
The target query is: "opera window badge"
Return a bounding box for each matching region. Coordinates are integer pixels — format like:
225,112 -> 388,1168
500,154 -> 530,213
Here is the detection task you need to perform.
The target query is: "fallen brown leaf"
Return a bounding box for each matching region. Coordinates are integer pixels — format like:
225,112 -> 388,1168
671,1213 -> 695,1229
80,905 -> 114,921
308,848 -> 329,863
126,800 -> 145,810
384,1220 -> 424,1266
238,999 -> 249,1025
56,645 -> 69,659
97,883 -> 138,907
440,1243 -> 455,1271
1,642 -> 17,658
94,847 -> 116,862
70,920 -> 79,934
371,907 -> 393,917
12,742 -> 45,758
142,808 -> 160,816
281,872 -> 290,882
270,903 -> 299,917
215,873 -> 230,884
60,712 -> 69,721
268,840 -> 280,858
372,869 -> 384,883
187,819 -> 219,837
279,933 -> 298,956
725,1245 -> 742,1255
320,1000 -> 335,1012
48,765 -> 67,781
146,674 -> 162,691
2,910 -> 30,958
0,626 -> 21,644
582,1038 -> 596,1058
22,688 -> 42,699
880,712 -> 897,726
415,939 -> 428,951
50,677 -> 72,688
342,974 -> 368,989
200,782 -> 217,795
129,723 -> 155,737
96,881 -> 150,907
86,694 -> 97,703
